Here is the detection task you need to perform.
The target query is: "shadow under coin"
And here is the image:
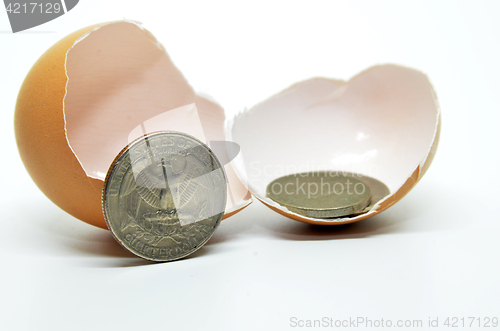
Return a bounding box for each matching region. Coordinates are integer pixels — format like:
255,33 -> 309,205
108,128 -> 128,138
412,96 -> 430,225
32,210 -> 135,259
29,207 -> 155,267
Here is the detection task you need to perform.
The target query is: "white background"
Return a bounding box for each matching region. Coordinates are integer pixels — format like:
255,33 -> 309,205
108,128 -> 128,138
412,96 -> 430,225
1,1 -> 499,330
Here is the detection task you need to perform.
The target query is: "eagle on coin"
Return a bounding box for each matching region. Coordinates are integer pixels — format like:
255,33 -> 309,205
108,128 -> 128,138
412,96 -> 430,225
119,153 -> 215,234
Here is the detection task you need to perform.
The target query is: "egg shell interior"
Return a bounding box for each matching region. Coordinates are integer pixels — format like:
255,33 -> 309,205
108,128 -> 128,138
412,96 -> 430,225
227,65 -> 440,225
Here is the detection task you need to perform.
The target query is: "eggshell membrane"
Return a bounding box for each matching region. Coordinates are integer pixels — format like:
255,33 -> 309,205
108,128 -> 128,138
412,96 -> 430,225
15,21 -> 250,229
228,65 -> 440,225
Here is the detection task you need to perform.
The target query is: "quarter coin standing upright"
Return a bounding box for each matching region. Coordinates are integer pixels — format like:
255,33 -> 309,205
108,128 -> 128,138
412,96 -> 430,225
102,131 -> 227,262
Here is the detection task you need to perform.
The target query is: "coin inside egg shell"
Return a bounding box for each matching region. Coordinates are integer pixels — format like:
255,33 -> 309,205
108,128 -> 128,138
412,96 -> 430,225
227,65 -> 441,225
14,20 -> 252,229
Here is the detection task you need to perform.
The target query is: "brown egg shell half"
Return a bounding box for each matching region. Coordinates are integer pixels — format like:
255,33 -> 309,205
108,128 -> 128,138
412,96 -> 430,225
227,65 -> 440,225
15,20 -> 251,229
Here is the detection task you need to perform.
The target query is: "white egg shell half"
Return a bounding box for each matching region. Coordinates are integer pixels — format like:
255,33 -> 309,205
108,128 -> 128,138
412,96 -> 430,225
227,65 -> 440,225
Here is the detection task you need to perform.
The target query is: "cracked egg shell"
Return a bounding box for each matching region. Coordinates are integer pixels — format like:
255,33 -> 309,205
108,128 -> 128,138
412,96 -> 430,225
227,65 -> 440,225
14,21 -> 251,229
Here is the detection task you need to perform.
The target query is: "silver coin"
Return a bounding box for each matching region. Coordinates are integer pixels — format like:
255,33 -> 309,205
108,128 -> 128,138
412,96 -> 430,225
102,131 -> 227,262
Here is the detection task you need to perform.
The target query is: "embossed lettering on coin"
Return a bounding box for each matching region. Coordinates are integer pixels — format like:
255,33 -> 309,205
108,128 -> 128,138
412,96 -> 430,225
103,132 -> 227,262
